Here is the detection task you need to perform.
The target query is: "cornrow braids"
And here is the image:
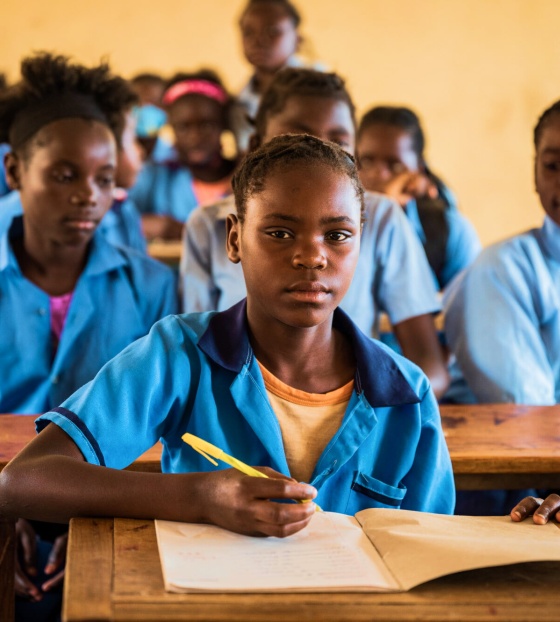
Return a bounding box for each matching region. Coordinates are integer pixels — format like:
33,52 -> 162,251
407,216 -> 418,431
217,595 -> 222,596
232,133 -> 365,223
254,68 -> 356,140
534,100 -> 560,149
358,106 -> 425,160
240,0 -> 301,27
0,53 -> 136,158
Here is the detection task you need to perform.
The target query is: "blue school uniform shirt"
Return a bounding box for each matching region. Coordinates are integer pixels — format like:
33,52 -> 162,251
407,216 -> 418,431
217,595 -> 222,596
0,143 -> 11,197
181,192 -> 441,336
0,215 -> 177,413
444,215 -> 560,404
405,198 -> 481,290
129,159 -> 199,222
36,300 -> 455,515
0,190 -> 147,253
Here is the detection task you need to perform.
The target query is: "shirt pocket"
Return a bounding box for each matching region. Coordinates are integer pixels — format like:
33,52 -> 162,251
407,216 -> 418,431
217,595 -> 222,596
345,472 -> 407,514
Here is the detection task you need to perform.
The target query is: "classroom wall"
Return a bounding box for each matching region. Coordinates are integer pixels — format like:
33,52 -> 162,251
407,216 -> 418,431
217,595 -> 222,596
1,0 -> 559,246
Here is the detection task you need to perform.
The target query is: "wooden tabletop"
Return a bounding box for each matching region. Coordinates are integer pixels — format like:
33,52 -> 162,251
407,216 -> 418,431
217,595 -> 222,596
4,405 -> 560,488
147,240 -> 183,265
63,516 -> 560,622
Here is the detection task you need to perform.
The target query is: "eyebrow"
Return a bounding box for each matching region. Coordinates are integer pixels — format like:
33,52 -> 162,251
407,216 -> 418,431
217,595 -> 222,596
51,160 -> 115,170
541,148 -> 560,155
282,122 -> 350,137
261,213 -> 357,225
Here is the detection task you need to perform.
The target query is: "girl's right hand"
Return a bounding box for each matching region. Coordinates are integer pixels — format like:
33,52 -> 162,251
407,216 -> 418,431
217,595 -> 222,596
383,171 -> 439,207
200,468 -> 318,538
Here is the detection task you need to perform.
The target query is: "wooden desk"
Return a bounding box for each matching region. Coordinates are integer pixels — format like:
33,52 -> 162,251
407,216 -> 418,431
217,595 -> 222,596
3,406 -> 560,621
64,516 -> 560,622
441,404 -> 560,490
147,240 -> 182,266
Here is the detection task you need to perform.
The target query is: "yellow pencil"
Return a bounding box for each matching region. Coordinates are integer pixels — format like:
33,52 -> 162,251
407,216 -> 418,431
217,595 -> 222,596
182,432 -> 322,511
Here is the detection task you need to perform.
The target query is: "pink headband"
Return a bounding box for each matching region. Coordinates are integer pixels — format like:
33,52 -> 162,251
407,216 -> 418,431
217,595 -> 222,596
162,80 -> 228,106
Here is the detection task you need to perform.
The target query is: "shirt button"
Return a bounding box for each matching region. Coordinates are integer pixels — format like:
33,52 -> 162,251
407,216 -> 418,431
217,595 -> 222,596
38,307 -> 47,316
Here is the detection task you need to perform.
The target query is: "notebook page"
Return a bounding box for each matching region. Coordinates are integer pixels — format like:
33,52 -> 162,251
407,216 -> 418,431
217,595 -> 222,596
155,511 -> 399,592
356,508 -> 560,591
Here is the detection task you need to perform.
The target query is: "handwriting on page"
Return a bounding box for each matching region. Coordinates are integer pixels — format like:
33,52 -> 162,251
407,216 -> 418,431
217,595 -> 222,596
157,512 -> 393,591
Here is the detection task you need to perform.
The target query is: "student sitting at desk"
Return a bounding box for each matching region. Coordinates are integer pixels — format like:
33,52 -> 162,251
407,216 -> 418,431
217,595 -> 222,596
0,53 -> 177,620
182,68 -> 449,399
0,135 -> 455,552
356,105 -> 481,291
130,70 -> 237,241
443,99 -> 560,515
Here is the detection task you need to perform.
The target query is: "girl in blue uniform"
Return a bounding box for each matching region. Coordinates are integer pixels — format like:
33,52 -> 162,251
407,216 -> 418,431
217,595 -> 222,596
183,68 -> 450,398
356,106 -> 481,291
0,135 -> 455,552
0,53 -> 177,617
130,70 -> 237,241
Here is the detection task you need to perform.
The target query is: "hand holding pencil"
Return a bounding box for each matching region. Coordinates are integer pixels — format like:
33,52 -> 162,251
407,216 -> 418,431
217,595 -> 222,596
182,433 -> 320,537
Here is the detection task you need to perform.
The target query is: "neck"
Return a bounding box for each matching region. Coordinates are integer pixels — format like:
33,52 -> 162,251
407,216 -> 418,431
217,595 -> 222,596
252,68 -> 279,95
15,225 -> 89,296
184,154 -> 233,182
247,308 -> 355,394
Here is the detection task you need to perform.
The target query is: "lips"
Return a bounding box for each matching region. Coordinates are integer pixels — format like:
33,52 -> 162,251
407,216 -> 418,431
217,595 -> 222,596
286,281 -> 330,303
64,218 -> 98,231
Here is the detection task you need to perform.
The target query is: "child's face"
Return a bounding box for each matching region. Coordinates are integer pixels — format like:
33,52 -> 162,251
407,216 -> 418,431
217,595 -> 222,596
535,118 -> 560,226
228,162 -> 361,330
132,80 -> 164,108
240,4 -> 299,73
6,118 -> 116,246
168,96 -> 224,167
262,95 -> 355,153
115,111 -> 143,189
357,125 -> 420,193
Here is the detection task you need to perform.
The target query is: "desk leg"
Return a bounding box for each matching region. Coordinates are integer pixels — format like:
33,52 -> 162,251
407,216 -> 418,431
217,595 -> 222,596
0,517 -> 15,622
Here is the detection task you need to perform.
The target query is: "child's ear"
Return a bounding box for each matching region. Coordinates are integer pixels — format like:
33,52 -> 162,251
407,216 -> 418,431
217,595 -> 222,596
226,213 -> 242,264
4,151 -> 23,190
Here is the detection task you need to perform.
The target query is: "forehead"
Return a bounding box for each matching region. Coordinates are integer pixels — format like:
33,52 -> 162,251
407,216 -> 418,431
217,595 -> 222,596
168,95 -> 223,121
269,95 -> 354,133
246,161 -> 361,219
30,118 -> 116,164
537,118 -> 560,152
241,4 -> 295,27
358,124 -> 415,154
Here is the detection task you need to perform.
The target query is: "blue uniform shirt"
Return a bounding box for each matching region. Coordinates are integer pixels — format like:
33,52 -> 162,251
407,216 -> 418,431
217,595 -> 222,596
37,301 -> 454,515
181,192 -> 441,337
444,216 -> 560,404
130,159 -> 199,222
405,198 -> 481,290
0,215 -> 178,413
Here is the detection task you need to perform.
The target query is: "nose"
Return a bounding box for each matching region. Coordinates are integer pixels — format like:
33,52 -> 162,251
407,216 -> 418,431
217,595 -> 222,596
71,180 -> 98,208
292,238 -> 327,270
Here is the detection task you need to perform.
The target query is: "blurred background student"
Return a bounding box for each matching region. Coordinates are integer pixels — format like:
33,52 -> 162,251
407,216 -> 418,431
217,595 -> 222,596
130,69 -> 237,241
231,0 -> 326,152
357,106 -> 481,291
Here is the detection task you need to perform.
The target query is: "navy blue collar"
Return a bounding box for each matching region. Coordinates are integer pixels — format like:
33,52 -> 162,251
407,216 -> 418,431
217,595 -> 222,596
197,299 -> 420,407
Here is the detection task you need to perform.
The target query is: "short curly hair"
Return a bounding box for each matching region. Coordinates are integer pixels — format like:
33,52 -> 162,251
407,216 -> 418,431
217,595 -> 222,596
240,0 -> 301,27
534,100 -> 560,149
0,52 -> 136,157
232,133 -> 365,223
253,68 -> 356,141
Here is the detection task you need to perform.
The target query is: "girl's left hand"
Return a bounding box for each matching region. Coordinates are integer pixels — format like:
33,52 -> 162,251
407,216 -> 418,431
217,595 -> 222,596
41,532 -> 68,592
510,494 -> 560,524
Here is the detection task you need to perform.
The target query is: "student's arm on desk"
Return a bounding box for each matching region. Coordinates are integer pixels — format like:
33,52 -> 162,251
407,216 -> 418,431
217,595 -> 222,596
0,424 -> 317,538
142,213 -> 184,241
393,313 -> 449,399
511,494 -> 560,525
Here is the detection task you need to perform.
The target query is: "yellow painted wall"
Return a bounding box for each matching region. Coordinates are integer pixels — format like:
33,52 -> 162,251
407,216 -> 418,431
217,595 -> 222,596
1,0 -> 560,246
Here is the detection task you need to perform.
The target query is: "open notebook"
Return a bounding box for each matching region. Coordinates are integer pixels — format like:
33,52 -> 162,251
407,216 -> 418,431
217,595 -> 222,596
155,509 -> 560,593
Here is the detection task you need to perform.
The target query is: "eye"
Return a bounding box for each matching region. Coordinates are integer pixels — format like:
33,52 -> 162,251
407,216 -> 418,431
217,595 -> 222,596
52,170 -> 74,183
268,230 -> 292,239
326,231 -> 351,242
97,175 -> 115,189
543,161 -> 560,172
